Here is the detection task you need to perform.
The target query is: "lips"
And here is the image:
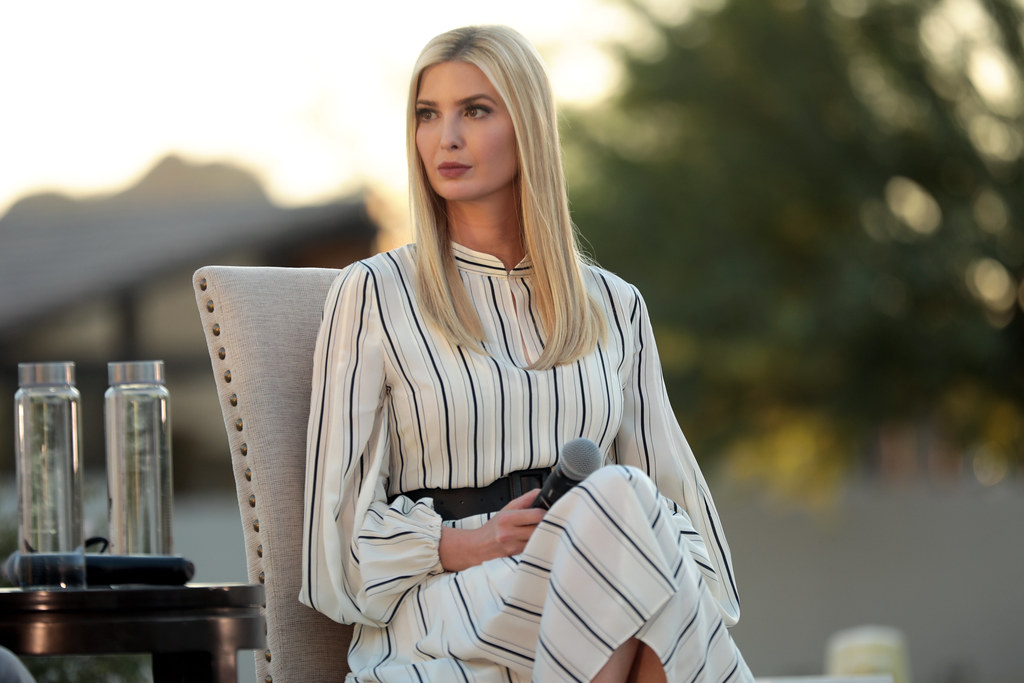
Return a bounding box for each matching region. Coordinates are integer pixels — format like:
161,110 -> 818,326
437,162 -> 471,178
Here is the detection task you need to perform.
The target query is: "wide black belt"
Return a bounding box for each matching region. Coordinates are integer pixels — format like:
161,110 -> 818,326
390,468 -> 550,520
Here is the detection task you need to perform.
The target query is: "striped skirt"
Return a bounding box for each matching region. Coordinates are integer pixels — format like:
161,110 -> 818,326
346,466 -> 753,682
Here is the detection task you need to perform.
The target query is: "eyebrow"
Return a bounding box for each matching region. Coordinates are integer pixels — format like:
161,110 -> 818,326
415,94 -> 499,107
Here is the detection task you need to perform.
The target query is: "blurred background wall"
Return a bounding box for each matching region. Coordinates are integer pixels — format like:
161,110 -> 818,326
1,0 -> 1021,681
0,154 -> 378,491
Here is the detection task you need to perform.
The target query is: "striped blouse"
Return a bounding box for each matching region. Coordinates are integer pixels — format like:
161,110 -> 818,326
300,242 -> 743,678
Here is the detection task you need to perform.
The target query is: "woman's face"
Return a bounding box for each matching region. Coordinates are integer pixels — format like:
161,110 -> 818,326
415,61 -> 518,208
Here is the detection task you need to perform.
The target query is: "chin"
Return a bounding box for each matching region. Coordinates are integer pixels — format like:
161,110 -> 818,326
433,183 -> 511,206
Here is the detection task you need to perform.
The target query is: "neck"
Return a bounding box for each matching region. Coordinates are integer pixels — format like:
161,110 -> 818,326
446,197 -> 524,271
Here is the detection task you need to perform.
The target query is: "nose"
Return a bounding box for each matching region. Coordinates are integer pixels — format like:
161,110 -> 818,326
440,117 -> 463,150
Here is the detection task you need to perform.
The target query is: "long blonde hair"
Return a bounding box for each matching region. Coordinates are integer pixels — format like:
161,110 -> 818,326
407,25 -> 605,370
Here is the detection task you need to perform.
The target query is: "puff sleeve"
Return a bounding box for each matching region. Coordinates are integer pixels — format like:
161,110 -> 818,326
300,264 -> 444,627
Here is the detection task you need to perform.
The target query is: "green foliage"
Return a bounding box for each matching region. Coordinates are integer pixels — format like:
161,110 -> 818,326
23,656 -> 149,683
565,0 -> 1023,491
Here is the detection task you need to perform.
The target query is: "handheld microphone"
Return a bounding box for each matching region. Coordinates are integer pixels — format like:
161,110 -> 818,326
3,551 -> 195,587
531,437 -> 603,509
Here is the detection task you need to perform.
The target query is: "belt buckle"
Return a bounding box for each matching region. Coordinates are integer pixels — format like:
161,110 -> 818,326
508,469 -> 547,499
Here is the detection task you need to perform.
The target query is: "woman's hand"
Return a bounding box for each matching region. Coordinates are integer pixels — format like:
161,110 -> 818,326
439,489 -> 546,572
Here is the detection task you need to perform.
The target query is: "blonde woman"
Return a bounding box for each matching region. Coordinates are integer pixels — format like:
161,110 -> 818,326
301,25 -> 752,682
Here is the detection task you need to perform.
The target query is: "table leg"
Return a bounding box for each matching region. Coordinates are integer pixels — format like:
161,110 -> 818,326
152,649 -> 238,683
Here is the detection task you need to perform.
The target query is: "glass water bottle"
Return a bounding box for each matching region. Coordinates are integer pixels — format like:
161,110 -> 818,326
14,361 -> 86,588
105,360 -> 174,555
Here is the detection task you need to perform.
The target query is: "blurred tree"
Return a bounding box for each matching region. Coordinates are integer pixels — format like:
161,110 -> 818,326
564,0 -> 1023,498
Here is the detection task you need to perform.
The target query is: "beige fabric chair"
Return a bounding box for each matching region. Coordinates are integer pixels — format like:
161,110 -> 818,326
193,265 -> 352,682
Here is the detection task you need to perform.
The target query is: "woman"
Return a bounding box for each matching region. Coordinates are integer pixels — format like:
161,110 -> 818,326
300,25 -> 752,682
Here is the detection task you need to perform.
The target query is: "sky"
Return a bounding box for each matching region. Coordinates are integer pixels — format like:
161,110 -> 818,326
0,0 -> 647,222
5,0 -> 1015,226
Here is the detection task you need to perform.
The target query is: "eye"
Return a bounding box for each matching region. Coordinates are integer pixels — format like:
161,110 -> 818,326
465,105 -> 491,118
416,108 -> 437,122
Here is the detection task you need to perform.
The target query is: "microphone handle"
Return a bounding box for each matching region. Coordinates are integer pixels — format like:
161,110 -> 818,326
530,468 -> 582,509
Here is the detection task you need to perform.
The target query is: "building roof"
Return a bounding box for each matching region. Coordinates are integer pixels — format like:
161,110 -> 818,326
0,155 -> 376,337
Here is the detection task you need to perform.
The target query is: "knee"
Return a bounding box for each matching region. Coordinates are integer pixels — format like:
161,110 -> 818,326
582,465 -> 659,507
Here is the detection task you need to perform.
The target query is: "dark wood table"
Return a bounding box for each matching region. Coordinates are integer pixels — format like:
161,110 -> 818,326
0,584 -> 265,683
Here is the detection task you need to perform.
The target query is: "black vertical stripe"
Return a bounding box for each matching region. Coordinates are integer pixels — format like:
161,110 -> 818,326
387,399 -> 406,490
520,279 -> 544,347
386,252 -> 455,487
598,273 -> 628,375
488,356 -> 508,475
551,365 -> 560,452
575,360 -> 587,438
525,372 -> 536,468
488,278 -> 517,363
456,346 -> 481,487
595,343 -> 613,448
631,291 -> 653,473
703,493 -> 740,605
343,273 -> 370,477
306,267 -> 363,608
368,263 -> 428,478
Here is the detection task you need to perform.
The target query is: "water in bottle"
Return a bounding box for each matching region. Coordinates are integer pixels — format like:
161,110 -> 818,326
105,360 -> 174,555
14,361 -> 86,588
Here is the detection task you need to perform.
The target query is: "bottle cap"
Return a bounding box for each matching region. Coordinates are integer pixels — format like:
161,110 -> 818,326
108,360 -> 166,385
18,361 -> 76,387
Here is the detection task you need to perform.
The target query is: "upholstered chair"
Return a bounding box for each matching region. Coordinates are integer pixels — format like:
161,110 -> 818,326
193,266 -> 352,682
192,266 -> 890,683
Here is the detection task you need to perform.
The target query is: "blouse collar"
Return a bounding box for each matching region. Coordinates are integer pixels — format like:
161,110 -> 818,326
451,242 -> 533,278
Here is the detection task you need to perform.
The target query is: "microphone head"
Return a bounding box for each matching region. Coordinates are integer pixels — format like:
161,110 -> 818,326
559,437 -> 603,481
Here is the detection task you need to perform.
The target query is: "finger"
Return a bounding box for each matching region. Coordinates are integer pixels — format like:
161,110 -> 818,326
505,488 -> 541,510
502,507 -> 546,528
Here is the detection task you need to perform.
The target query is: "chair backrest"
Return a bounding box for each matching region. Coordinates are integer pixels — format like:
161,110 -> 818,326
193,265 -> 352,682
